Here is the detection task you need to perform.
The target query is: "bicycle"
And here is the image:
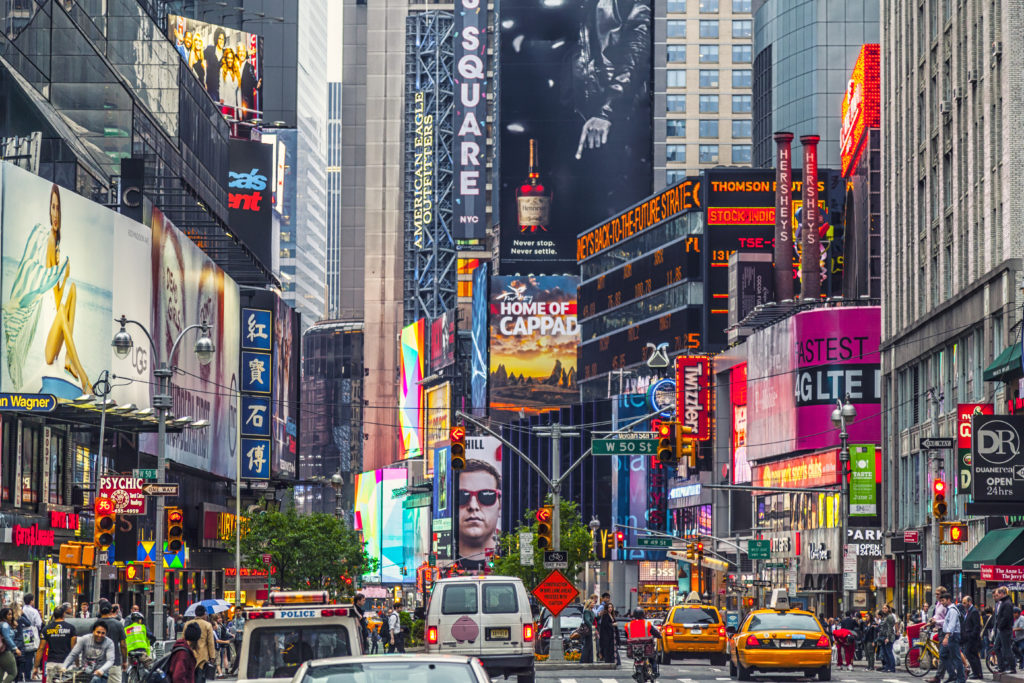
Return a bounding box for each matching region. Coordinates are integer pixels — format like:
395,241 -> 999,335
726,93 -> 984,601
52,666 -> 105,683
125,649 -> 153,683
906,625 -> 942,677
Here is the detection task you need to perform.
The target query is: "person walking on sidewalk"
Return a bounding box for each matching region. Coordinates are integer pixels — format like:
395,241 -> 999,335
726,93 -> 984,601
929,593 -> 966,683
960,596 -> 983,680
387,606 -> 405,654
878,605 -> 898,672
995,586 -> 1016,674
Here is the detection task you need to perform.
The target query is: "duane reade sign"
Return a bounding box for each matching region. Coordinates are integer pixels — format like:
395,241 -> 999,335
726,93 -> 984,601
971,415 -> 1024,502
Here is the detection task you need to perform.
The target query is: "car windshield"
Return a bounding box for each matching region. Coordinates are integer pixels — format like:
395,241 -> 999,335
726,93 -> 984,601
246,626 -> 353,678
671,607 -> 719,625
745,613 -> 822,632
301,661 -> 479,683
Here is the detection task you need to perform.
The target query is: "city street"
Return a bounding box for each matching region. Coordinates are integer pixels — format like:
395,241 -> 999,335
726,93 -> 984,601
538,662 -> 920,681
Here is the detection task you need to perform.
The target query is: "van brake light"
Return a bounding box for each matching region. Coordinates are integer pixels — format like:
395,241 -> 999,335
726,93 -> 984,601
523,624 -> 534,642
427,626 -> 439,644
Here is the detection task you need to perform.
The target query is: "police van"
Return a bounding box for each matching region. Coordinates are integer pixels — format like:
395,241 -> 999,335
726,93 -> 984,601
237,591 -> 362,683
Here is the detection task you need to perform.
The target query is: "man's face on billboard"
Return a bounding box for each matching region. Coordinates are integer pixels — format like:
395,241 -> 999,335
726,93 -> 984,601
459,469 -> 500,547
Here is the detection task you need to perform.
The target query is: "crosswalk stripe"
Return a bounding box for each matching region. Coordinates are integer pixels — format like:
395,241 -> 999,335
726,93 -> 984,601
716,677 -> 732,680
559,679 -> 577,683
883,679 -> 903,683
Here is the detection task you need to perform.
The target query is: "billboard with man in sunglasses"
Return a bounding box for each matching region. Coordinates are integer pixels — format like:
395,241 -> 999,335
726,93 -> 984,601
456,436 -> 503,572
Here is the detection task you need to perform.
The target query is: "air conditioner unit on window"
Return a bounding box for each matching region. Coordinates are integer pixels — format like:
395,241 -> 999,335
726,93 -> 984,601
992,41 -> 1003,58
939,101 -> 952,114
967,69 -> 978,83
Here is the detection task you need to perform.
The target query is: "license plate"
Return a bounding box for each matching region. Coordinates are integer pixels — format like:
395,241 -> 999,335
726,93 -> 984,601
780,640 -> 797,648
690,628 -> 702,634
486,627 -> 510,640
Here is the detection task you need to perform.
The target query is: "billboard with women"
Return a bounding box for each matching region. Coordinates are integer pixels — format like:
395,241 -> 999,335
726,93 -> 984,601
168,15 -> 263,122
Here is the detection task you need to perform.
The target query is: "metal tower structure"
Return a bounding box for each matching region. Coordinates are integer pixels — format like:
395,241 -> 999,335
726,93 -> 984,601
404,11 -> 456,326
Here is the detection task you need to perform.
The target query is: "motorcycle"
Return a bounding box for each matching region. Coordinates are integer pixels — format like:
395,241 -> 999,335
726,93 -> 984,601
562,627 -> 584,660
628,639 -> 658,682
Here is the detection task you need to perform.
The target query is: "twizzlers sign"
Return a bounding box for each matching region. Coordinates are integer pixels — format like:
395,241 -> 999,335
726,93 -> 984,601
453,0 -> 487,240
675,356 -> 711,440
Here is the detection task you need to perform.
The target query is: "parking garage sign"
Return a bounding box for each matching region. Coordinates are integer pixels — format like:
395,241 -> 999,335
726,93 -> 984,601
971,415 -> 1024,502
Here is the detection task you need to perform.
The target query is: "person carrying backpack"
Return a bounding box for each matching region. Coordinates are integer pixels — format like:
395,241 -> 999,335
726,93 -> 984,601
163,622 -> 200,683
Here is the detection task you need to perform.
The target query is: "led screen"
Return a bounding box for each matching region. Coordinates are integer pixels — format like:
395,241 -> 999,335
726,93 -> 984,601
399,319 -> 425,458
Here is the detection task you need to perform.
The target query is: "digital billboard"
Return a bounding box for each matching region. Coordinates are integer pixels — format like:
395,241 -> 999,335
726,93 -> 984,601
168,15 -> 263,122
840,44 -> 881,178
470,263 -> 489,415
228,139 -> 274,269
453,0 -> 487,239
498,0 -> 653,269
432,444 -> 454,561
488,275 -> 579,421
428,311 -> 456,373
731,364 -> 751,484
354,467 -> 409,584
456,435 -> 503,571
399,319 -> 425,459
271,295 -> 300,478
423,382 -> 451,478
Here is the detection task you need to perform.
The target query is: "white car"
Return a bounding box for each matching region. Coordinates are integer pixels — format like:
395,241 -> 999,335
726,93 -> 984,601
289,654 -> 491,682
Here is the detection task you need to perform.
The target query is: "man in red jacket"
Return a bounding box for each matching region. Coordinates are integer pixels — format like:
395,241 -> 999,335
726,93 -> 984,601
168,623 -> 201,683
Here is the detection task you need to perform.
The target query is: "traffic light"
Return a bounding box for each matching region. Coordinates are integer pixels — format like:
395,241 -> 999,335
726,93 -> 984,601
942,522 -> 968,544
125,564 -> 146,583
536,506 -> 553,549
696,541 -> 705,558
166,507 -> 185,553
686,542 -> 695,560
615,530 -> 625,549
678,424 -> 697,468
450,426 -> 466,471
657,422 -> 676,465
932,478 -> 948,520
94,497 -> 115,549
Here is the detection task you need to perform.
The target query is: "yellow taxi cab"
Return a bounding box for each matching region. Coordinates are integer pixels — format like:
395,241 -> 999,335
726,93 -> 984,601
729,589 -> 832,682
658,592 -> 728,666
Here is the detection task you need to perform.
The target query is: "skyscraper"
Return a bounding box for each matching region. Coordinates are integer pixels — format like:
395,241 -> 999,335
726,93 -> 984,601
327,82 -> 343,320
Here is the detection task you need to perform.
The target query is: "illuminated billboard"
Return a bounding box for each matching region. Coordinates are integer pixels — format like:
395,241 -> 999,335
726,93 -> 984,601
498,0 -> 653,269
840,44 -> 880,178
456,436 -> 503,572
399,319 -> 425,458
453,0 -> 487,239
429,311 -> 456,373
470,263 -> 489,415
488,276 -> 579,421
168,15 -> 263,122
354,467 -> 409,584
423,382 -> 451,478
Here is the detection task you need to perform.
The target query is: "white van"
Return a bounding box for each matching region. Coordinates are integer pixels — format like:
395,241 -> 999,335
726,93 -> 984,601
424,575 -> 536,682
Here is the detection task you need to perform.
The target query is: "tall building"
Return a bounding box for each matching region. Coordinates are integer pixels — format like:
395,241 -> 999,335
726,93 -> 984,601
881,0 -> 1024,594
327,82 -> 343,319
751,0 -> 879,168
660,0 -> 754,186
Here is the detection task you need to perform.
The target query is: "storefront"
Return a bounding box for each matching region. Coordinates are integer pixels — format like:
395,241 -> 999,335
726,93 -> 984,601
638,561 -> 678,620
0,510 -> 79,611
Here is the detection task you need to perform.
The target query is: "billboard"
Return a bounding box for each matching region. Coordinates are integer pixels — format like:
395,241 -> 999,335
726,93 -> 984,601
957,403 -> 993,495
423,383 -> 451,478
168,15 -> 263,122
399,319 -> 425,458
432,444 -> 454,561
747,306 -> 881,461
453,0 -> 487,239
498,0 -> 653,269
675,356 -> 711,441
272,295 -> 300,478
470,263 -> 489,415
456,435 -> 503,571
228,139 -> 274,269
840,44 -> 881,178
428,311 -> 456,373
145,207 -> 240,479
731,364 -> 751,484
488,275 -> 579,422
354,467 -> 410,583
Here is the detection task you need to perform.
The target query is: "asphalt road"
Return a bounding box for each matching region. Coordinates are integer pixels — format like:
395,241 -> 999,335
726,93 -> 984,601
536,660 -> 929,681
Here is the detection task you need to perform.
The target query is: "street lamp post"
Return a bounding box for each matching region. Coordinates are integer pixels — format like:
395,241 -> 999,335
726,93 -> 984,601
331,473 -> 344,520
831,396 -> 856,613
112,314 -> 215,641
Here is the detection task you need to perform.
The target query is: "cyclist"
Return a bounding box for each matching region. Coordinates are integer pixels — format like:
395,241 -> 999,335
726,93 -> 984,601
61,621 -> 115,683
124,613 -> 153,671
625,608 -> 661,678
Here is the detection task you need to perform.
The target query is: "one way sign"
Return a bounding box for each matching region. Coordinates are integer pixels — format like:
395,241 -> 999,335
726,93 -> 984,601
142,483 -> 179,496
919,437 -> 954,450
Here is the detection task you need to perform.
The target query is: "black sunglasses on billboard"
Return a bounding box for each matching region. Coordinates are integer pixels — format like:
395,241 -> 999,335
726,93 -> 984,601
459,489 -> 500,507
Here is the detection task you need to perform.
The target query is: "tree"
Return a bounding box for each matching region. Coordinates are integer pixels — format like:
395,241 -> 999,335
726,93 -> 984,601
492,499 -> 594,589
238,507 -> 377,599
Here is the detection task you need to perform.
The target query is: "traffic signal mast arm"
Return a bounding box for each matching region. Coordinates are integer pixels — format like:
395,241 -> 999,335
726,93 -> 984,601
614,522 -> 746,565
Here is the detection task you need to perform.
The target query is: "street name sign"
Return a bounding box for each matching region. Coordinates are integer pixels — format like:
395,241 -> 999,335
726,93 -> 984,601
637,537 -> 672,548
142,483 -> 179,496
748,539 -> 770,560
133,469 -> 158,480
919,437 -> 955,450
592,438 -> 657,455
543,550 -> 568,569
532,569 -> 578,616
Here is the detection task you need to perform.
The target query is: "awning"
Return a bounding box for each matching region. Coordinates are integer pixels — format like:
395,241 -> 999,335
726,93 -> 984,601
983,342 -> 1022,381
962,527 -> 1024,571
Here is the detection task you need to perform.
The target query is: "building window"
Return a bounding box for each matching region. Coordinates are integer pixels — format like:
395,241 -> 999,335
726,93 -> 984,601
667,119 -> 687,137
667,0 -> 686,10
667,45 -> 687,63
667,20 -> 687,37
699,120 -> 719,138
699,20 -> 719,38
699,144 -> 720,163
732,69 -> 752,88
732,119 -> 752,137
732,19 -> 752,38
699,69 -> 719,87
732,0 -> 751,11
667,170 -> 688,185
20,423 -> 39,505
667,145 -> 687,162
732,44 -> 752,63
732,144 -> 752,163
700,0 -> 718,11
667,69 -> 687,88
667,94 -> 687,112
699,94 -> 719,113
732,94 -> 752,113
699,45 -> 719,63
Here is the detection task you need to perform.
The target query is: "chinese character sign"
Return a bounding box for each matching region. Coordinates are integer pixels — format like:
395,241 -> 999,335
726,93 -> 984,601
240,307 -> 273,479
241,395 -> 271,438
241,438 -> 270,479
242,308 -> 272,351
241,351 -> 271,393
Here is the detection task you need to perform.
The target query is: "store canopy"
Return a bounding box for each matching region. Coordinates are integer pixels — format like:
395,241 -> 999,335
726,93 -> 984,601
962,527 -> 1024,572
983,342 -> 1022,381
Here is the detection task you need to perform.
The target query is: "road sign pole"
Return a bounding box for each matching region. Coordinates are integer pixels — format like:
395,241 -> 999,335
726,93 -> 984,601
550,422 -> 563,663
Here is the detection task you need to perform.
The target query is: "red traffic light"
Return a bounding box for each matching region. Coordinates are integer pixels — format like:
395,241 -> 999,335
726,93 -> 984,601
450,426 -> 466,443
658,423 -> 672,438
95,497 -> 115,515
535,507 -> 552,524
933,478 -> 946,495
697,541 -> 704,553
616,531 -> 624,542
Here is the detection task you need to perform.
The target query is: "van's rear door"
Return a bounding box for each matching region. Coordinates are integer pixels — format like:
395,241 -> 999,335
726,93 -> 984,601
477,581 -> 528,657
435,581 -> 482,656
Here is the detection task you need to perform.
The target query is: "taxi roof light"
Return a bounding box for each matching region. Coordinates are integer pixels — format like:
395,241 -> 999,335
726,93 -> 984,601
269,591 -> 329,605
768,588 -> 791,611
684,590 -> 702,604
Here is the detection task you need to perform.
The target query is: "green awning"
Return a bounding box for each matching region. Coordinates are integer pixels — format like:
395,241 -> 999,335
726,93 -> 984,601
962,527 -> 1024,572
983,342 -> 1022,381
